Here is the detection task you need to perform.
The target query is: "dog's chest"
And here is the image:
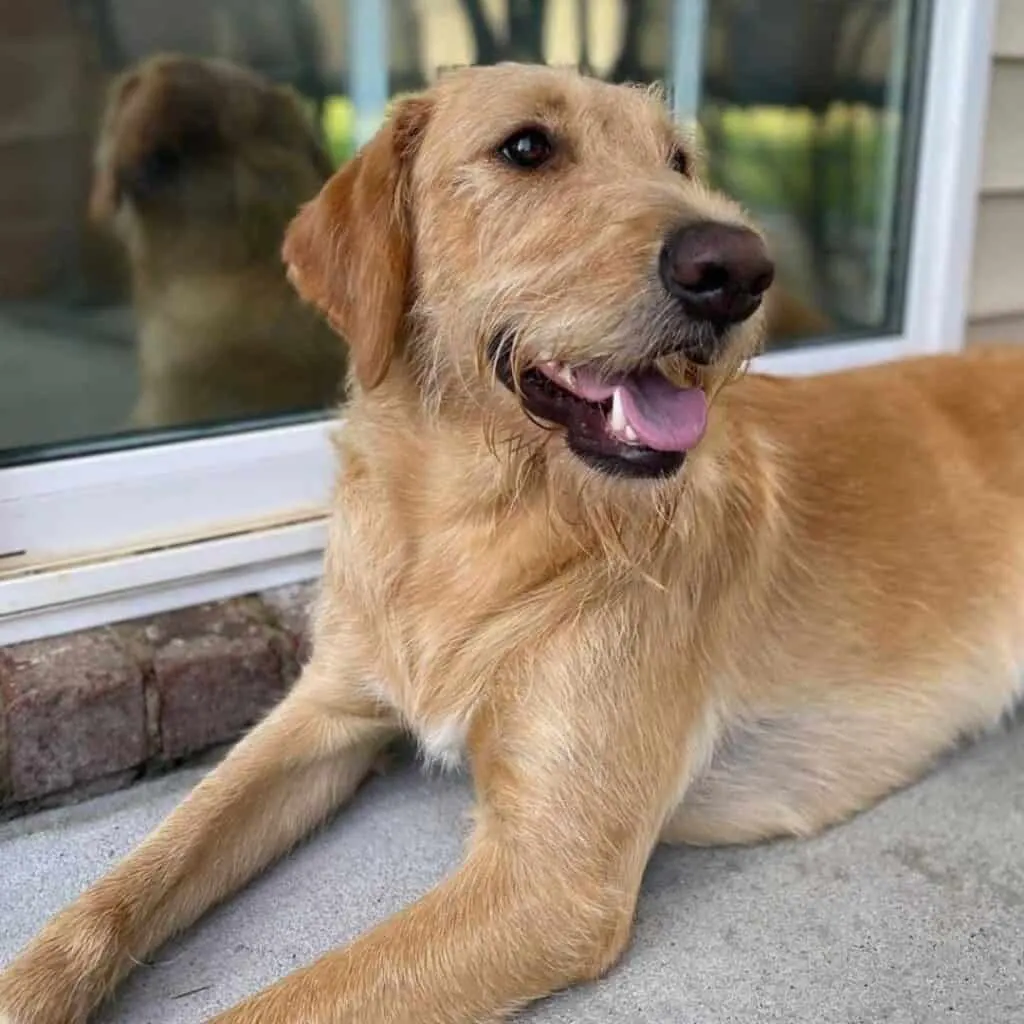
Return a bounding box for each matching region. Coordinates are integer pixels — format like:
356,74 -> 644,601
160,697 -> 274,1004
334,433 -> 599,770
337,479 -> 571,762
418,713 -> 471,770
358,674 -> 470,770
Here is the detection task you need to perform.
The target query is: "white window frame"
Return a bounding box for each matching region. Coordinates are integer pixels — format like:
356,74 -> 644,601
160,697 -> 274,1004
0,0 -> 996,645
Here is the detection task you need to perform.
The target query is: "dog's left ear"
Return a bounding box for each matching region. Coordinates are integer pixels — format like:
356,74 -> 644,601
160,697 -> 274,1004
282,95 -> 433,391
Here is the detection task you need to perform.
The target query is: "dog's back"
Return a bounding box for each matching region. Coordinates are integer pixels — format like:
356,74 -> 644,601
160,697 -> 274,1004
742,345 -> 1024,496
664,345 -> 1024,845
895,346 -> 1024,498
729,345 -> 1024,634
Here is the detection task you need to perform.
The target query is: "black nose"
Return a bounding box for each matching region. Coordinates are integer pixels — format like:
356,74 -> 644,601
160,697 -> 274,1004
659,222 -> 775,327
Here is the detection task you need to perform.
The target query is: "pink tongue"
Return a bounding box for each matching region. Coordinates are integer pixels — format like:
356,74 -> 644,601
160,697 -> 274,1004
616,372 -> 708,452
543,363 -> 709,453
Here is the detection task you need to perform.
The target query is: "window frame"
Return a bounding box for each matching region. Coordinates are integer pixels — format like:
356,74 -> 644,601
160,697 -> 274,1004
0,0 -> 997,645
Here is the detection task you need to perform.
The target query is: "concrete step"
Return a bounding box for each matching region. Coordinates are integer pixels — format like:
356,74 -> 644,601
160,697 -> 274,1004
2,725 -> 1022,1023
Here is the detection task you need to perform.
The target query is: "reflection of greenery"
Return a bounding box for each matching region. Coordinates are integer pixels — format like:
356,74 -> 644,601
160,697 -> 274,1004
318,94 -> 417,167
321,97 -> 357,166
319,95 -> 884,233
702,104 -> 885,229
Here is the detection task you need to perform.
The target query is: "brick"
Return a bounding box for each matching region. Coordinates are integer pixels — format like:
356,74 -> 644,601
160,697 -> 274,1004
0,594 -> 308,819
0,682 -> 10,802
138,599 -> 291,760
0,769 -> 138,825
0,632 -> 146,801
261,582 -> 319,673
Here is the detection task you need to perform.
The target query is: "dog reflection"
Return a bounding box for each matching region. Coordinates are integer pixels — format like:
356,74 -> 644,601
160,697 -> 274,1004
90,54 -> 346,429
764,281 -> 833,344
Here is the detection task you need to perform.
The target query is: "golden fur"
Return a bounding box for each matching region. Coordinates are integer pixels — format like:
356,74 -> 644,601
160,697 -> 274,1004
91,54 -> 346,428
2,64 -> 1022,1023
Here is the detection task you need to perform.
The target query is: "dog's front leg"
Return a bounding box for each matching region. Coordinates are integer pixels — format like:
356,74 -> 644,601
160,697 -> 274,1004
0,658 -> 398,1024
210,841 -> 623,1024
210,656 -> 703,1024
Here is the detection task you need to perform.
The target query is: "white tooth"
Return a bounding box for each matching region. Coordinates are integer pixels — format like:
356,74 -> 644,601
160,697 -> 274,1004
623,424 -> 639,443
557,366 -> 576,388
610,390 -> 627,434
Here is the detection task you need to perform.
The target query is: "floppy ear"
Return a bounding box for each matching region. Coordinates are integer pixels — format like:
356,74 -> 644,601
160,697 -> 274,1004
88,149 -> 119,225
88,70 -> 143,224
282,96 -> 433,391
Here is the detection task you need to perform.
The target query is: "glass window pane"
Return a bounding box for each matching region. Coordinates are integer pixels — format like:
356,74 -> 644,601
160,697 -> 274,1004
0,0 -> 931,466
392,0 -> 930,353
0,0 -> 352,465
698,0 -> 930,351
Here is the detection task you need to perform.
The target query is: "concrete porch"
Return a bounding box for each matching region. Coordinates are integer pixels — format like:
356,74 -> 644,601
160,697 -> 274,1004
1,722 -> 1022,1023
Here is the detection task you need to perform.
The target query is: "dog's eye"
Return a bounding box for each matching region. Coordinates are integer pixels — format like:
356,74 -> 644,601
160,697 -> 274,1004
498,128 -> 554,170
669,148 -> 690,177
141,145 -> 183,183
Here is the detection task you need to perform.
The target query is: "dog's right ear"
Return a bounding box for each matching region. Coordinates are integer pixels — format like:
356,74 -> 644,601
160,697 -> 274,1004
282,96 -> 433,391
88,70 -> 143,224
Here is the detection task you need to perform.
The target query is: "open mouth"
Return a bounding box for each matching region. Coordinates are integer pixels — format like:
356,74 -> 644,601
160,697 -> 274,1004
492,344 -> 708,479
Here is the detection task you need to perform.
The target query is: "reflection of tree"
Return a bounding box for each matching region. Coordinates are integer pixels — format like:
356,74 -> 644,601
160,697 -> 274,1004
457,0 -> 548,64
453,0 -> 658,83
608,0 -> 659,83
702,0 -> 900,328
434,0 -> 907,337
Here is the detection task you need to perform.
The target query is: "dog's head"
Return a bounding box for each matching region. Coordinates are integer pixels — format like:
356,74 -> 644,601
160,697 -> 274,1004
284,64 -> 772,481
91,54 -> 332,268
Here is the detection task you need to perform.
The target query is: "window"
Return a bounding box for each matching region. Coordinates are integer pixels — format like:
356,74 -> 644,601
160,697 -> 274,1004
0,0 -> 996,642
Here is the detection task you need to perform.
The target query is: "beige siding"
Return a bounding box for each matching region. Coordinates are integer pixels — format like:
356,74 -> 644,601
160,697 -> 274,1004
968,311 -> 1024,343
979,61 -> 1024,191
967,1 -> 1024,344
994,0 -> 1024,57
970,195 -> 1024,318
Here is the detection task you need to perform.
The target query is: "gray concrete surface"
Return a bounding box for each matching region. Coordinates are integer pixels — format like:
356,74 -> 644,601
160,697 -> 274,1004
2,724 -> 1022,1024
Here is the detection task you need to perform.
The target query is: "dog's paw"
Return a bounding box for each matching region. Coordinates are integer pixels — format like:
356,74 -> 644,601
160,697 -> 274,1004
0,951 -> 92,1024
0,983 -> 85,1024
0,896 -> 128,1024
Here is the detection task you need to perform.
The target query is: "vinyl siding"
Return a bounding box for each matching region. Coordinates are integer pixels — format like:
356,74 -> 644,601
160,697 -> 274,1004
967,0 -> 1024,344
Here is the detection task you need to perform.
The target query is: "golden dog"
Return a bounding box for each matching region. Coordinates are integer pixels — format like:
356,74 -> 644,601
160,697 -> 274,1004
90,54 -> 346,428
3,63 -> 1022,1023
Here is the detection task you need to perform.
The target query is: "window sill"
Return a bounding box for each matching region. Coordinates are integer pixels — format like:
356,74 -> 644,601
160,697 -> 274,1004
0,335 -> 949,647
0,519 -> 326,646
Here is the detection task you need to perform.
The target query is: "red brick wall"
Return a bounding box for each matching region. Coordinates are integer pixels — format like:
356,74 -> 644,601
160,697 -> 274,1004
0,584 -> 315,819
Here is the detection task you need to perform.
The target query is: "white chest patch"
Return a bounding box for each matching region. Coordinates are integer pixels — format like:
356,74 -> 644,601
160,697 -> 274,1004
360,679 -> 470,771
418,716 -> 469,771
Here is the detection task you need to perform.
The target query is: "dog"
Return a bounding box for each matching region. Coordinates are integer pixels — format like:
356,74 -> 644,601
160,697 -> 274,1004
3,63 -> 1022,1023
90,54 -> 346,429
763,278 -> 833,343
